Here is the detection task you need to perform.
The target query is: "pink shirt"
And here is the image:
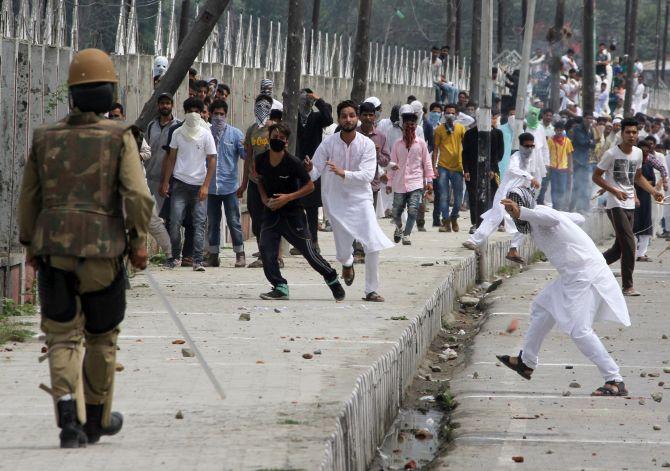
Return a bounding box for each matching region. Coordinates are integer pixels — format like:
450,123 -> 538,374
387,137 -> 434,193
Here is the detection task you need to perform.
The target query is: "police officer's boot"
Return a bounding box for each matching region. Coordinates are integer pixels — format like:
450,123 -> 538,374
57,399 -> 87,448
84,404 -> 123,444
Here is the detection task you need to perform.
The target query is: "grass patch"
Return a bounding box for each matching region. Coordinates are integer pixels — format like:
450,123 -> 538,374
0,299 -> 37,345
497,265 -> 516,276
277,419 -> 301,425
436,386 -> 457,412
149,252 -> 167,265
530,250 -> 546,263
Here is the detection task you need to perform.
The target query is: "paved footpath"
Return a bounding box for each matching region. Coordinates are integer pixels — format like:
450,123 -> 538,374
0,215 -> 499,471
436,237 -> 670,470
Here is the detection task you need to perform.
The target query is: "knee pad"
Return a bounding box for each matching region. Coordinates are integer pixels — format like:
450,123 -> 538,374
38,264 -> 78,322
80,270 -> 126,335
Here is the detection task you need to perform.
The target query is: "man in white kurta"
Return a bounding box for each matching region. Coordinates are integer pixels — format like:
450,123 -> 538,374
463,132 -> 541,263
497,189 -> 631,396
308,101 -> 394,301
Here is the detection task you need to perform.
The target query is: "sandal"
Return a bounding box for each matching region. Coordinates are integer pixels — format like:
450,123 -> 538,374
505,254 -> 526,264
362,291 -> 385,302
342,264 -> 355,286
592,381 -> 628,397
496,351 -> 533,380
636,256 -> 651,262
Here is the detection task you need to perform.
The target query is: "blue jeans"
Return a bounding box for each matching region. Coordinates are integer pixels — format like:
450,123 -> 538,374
569,164 -> 592,212
438,167 -> 463,220
433,82 -> 459,105
169,179 -> 207,263
392,188 -> 423,236
207,192 -> 245,254
550,170 -> 570,211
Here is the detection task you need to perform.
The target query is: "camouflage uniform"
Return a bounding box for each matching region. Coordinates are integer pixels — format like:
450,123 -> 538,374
18,109 -> 153,439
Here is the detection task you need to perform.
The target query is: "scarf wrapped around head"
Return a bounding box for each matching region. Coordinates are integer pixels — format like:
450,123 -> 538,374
254,99 -> 272,127
506,186 -> 536,234
175,112 -> 209,141
526,106 -> 540,130
260,79 -> 274,96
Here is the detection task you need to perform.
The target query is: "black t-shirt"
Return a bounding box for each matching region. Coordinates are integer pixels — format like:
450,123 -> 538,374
255,150 -> 311,213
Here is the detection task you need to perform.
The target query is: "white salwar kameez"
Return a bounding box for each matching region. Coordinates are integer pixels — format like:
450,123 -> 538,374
310,132 -> 394,295
517,205 -> 630,382
468,151 -> 538,248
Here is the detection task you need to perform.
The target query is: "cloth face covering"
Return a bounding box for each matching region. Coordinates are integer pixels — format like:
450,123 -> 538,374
210,115 -> 227,145
507,186 -> 536,234
428,111 -> 442,127
260,79 -> 273,96
526,106 -> 540,130
519,146 -> 533,159
255,100 -> 272,127
402,122 -> 417,149
181,112 -> 208,141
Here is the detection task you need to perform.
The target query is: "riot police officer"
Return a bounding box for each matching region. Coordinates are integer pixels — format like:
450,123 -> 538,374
18,49 -> 153,448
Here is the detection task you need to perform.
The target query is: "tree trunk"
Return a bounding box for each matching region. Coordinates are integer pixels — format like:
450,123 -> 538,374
350,0 -> 373,103
283,0 -> 305,155
624,0 -> 631,47
655,0 -> 662,87
446,0 -> 456,50
470,0 -> 482,103
663,0 -> 669,81
496,0 -> 504,55
454,0 -> 461,56
178,0 -> 191,45
306,0 -> 320,74
549,0 -> 565,111
135,0 -> 231,130
623,0 -> 638,116
519,0 -> 527,51
582,0 -> 595,115
514,0 -> 535,142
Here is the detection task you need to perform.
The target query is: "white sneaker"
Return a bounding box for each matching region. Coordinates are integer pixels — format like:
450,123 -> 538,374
402,235 -> 411,245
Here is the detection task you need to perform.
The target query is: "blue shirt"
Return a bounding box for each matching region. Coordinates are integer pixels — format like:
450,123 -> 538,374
209,125 -> 246,195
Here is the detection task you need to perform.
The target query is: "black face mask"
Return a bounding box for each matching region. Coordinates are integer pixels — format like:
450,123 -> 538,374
269,138 -> 286,152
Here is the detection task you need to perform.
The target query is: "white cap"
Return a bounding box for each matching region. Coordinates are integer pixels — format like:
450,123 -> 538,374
363,96 -> 382,109
399,104 -> 415,116
612,117 -> 622,124
410,100 -> 423,115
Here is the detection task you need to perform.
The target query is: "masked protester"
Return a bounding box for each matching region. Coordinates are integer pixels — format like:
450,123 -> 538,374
495,187 -> 632,398
254,122 -> 345,301
206,99 -> 248,268
463,132 -> 541,264
18,49 -> 153,448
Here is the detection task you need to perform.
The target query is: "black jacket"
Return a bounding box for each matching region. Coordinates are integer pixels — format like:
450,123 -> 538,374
295,98 -> 333,207
462,126 -> 504,178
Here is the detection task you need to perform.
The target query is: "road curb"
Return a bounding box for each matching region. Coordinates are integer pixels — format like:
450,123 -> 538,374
319,209 -> 614,470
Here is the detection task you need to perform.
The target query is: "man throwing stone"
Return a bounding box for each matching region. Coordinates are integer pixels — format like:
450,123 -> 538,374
495,187 -> 631,397
305,100 -> 394,302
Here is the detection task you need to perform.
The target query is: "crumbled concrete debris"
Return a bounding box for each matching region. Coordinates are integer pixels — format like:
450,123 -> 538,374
651,392 -> 663,403
181,348 -> 195,358
302,353 -> 313,359
438,348 -> 458,361
663,367 -> 670,373
115,363 -> 124,372
512,456 -> 524,463
653,424 -> 662,431
569,382 -> 581,388
430,365 -> 442,373
562,391 -> 571,397
239,312 -> 251,321
313,349 -> 322,355
283,349 -> 291,353
175,410 -> 184,419
459,296 -> 479,307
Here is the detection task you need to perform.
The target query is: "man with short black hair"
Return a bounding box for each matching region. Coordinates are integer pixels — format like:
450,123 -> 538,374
592,117 -> 664,296
215,83 -> 231,101
160,97 -> 217,272
206,99 -> 247,268
256,122 -> 345,301
108,103 -> 124,120
306,100 -> 394,302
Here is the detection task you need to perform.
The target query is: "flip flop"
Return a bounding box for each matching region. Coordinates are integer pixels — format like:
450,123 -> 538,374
342,264 -> 355,286
592,381 -> 628,397
496,351 -> 533,380
362,291 -> 385,302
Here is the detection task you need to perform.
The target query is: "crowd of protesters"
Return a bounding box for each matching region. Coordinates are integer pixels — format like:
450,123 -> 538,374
108,45 -> 670,301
